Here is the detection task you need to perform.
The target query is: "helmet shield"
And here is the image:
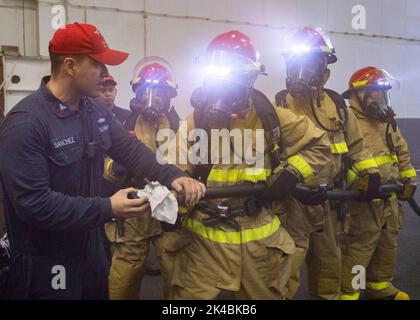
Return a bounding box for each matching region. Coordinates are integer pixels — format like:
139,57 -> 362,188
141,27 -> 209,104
194,51 -> 256,128
193,31 -> 263,128
135,85 -> 171,123
131,56 -> 177,97
285,53 -> 327,95
353,68 -> 400,91
197,49 -> 260,87
358,88 -> 396,122
344,67 -> 400,99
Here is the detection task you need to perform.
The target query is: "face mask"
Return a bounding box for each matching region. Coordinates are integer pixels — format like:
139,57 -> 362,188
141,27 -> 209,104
360,89 -> 396,123
286,54 -> 327,96
191,79 -> 248,128
136,86 -> 170,123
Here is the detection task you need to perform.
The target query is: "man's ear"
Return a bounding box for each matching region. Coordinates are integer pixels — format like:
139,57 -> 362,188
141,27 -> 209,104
62,57 -> 77,77
322,68 -> 331,86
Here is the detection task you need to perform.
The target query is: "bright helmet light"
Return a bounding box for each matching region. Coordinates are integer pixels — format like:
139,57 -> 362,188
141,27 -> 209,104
377,81 -> 390,87
145,79 -> 160,84
204,65 -> 232,78
291,45 -> 311,54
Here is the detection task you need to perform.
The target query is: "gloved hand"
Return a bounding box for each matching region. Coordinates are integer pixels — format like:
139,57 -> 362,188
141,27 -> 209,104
295,188 -> 328,206
262,169 -> 299,201
352,173 -> 381,201
398,182 -> 417,201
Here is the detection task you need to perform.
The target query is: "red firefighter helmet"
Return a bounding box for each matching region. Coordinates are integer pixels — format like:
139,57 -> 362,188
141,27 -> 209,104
285,27 -> 337,64
130,56 -> 177,98
206,30 -> 259,65
198,30 -> 265,83
342,66 -> 399,98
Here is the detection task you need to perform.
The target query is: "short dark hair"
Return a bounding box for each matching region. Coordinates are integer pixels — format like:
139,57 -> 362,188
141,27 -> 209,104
48,45 -> 84,74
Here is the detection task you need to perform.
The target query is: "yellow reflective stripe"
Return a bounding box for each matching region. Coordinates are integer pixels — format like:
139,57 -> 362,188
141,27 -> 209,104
340,292 -> 361,300
367,281 -> 392,291
104,158 -> 113,174
347,169 -> 357,185
353,155 -> 398,173
352,159 -> 378,173
352,80 -> 369,87
207,168 -> 271,184
287,155 -> 314,182
207,170 -> 240,184
349,154 -> 401,185
374,154 -> 398,166
184,216 -> 281,244
330,142 -> 349,154
320,45 -> 334,54
400,168 -> 417,179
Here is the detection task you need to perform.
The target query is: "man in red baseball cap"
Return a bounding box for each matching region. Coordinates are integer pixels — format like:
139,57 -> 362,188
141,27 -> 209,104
48,23 -> 129,100
0,23 -> 205,300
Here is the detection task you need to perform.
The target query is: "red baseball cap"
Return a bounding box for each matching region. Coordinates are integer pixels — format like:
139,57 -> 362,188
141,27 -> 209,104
103,74 -> 117,86
49,23 -> 129,66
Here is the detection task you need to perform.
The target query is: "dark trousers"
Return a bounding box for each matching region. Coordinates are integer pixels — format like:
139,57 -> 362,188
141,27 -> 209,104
7,228 -> 109,300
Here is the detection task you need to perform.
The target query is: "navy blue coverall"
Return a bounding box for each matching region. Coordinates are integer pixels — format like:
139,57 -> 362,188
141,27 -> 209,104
0,77 -> 185,299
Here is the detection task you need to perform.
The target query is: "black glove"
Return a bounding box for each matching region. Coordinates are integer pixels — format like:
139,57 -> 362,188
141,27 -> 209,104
353,173 -> 381,201
295,188 -> 328,206
262,170 -> 299,201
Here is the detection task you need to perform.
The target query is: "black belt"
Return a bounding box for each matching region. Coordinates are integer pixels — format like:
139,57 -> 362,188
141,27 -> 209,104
195,197 -> 264,231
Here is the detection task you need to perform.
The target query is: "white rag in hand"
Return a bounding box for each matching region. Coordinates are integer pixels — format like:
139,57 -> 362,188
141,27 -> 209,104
136,181 -> 178,224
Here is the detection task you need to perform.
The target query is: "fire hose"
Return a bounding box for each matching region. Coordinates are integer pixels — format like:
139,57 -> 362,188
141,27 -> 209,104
200,183 -> 420,217
123,183 -> 420,235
